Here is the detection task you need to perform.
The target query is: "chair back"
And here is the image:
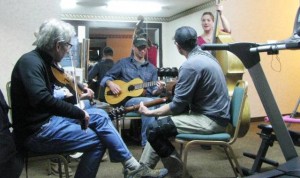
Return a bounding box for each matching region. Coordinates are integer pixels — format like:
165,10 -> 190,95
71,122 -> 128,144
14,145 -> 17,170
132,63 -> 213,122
6,82 -> 12,119
5,81 -> 71,177
228,80 -> 248,140
0,87 -> 11,133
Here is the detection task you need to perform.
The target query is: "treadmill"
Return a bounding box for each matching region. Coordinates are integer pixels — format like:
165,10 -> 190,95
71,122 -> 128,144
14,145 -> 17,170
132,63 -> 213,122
201,6 -> 300,177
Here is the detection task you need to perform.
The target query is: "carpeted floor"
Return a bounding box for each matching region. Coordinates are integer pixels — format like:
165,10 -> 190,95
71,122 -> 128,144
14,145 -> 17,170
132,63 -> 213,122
19,121 -> 300,178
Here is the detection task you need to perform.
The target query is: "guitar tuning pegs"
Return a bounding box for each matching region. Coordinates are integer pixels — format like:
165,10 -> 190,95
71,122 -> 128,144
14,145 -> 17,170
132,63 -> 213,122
116,106 -> 123,118
171,67 -> 178,77
165,67 -> 172,77
120,107 -> 126,117
108,109 -> 116,120
157,67 -> 165,78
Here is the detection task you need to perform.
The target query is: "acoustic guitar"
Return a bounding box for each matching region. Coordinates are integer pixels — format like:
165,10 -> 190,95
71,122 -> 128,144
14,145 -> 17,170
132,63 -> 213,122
104,78 -> 175,105
109,97 -> 168,120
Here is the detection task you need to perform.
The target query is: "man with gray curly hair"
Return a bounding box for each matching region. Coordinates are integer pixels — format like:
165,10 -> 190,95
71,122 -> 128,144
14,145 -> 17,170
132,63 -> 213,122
11,19 -> 167,178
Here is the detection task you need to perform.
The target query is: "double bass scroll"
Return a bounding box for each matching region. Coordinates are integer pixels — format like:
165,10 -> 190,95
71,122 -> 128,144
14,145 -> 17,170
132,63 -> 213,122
130,15 -> 145,56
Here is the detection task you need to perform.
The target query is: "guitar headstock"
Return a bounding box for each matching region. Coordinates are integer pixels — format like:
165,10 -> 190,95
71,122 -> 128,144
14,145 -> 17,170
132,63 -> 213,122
109,106 -> 126,120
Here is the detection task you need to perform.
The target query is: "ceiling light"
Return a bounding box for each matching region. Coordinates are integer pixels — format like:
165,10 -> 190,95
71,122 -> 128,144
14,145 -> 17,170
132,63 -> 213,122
106,1 -> 162,13
76,1 -> 106,7
60,0 -> 76,9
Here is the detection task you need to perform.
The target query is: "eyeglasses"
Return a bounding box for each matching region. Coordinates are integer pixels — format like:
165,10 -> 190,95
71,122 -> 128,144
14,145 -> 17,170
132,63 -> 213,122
57,39 -> 73,49
65,42 -> 73,49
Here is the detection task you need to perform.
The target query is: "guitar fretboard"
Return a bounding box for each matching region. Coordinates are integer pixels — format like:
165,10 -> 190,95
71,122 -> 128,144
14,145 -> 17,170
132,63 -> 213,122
133,78 -> 174,90
134,81 -> 157,89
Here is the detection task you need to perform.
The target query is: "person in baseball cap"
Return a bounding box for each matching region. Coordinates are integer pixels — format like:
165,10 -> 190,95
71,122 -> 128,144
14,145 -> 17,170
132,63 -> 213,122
138,26 -> 230,177
100,24 -> 166,153
133,33 -> 148,48
174,26 -> 197,51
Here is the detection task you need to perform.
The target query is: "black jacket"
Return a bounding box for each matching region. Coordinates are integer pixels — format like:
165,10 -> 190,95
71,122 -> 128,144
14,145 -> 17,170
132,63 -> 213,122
11,48 -> 85,147
0,88 -> 22,178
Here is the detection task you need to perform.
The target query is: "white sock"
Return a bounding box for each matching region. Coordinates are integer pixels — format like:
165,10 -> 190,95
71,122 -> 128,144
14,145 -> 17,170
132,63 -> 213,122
122,156 -> 140,171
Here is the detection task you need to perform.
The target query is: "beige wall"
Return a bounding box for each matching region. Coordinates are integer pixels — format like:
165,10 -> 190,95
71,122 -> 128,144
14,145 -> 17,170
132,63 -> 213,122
0,0 -> 60,100
224,0 -> 300,118
107,38 -> 133,62
163,0 -> 300,118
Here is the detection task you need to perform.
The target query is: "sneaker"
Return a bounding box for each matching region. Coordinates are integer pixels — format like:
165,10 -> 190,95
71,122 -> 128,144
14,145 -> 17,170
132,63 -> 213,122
124,163 -> 168,178
50,161 -> 73,177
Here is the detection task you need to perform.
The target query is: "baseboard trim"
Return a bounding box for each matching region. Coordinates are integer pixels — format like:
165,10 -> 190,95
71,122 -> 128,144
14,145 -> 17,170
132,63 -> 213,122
251,113 -> 292,122
251,117 -> 265,122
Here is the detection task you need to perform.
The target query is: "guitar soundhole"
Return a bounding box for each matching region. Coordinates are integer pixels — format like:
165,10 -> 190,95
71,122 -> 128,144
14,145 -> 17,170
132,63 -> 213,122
107,91 -> 113,95
128,85 -> 135,91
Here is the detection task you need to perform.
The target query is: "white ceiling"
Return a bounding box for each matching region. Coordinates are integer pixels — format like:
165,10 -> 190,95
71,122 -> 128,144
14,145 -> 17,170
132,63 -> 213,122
61,0 -> 211,19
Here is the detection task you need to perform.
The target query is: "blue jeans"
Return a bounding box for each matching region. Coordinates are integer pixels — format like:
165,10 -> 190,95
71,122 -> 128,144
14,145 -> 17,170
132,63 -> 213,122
125,97 -> 157,147
25,108 -> 131,178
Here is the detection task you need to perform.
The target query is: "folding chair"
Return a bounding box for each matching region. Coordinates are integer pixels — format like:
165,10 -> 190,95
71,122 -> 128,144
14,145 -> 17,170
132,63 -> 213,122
175,80 -> 248,177
6,81 -> 70,178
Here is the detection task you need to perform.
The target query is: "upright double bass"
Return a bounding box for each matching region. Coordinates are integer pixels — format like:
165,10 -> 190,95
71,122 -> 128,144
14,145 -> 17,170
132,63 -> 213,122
212,0 -> 250,137
130,15 -> 145,56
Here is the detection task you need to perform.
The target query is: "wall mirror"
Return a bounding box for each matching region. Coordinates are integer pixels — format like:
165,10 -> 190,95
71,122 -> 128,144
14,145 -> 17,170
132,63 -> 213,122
64,20 -> 162,67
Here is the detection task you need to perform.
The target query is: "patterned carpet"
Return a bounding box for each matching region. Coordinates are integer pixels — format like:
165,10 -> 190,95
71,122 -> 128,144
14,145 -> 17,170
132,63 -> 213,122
19,121 -> 300,178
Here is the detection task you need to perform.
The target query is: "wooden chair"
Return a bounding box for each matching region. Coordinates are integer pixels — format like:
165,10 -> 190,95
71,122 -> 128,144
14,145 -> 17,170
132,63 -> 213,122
115,112 -> 142,143
6,81 -> 70,178
175,80 -> 248,177
107,101 -> 143,136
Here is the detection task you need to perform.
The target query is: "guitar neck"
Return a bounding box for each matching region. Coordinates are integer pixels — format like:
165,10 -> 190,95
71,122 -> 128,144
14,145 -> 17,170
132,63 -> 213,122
134,78 -> 173,90
124,97 -> 168,113
134,81 -> 157,90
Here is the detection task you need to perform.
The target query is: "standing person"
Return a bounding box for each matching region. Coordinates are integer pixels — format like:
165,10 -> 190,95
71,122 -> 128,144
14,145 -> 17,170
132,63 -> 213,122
10,18 -> 168,178
88,46 -> 115,101
101,34 -> 165,148
197,3 -> 231,46
138,26 -> 231,177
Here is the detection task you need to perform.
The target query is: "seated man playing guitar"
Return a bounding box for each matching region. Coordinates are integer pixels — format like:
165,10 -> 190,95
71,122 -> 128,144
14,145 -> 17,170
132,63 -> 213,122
101,34 -> 165,148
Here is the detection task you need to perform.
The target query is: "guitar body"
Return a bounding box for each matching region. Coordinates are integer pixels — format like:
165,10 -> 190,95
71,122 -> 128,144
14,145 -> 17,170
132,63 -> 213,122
105,78 -> 145,105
